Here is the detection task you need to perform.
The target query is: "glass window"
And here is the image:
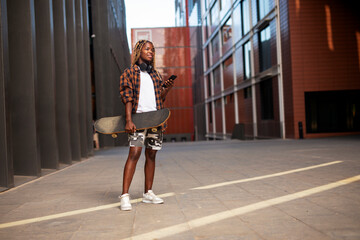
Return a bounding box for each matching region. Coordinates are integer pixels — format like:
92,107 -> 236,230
235,47 -> 243,83
215,98 -> 223,133
244,86 -> 252,99
223,55 -> 233,69
208,102 -> 213,124
215,98 -> 222,107
227,94 -> 234,104
204,16 -> 209,40
206,15 -> 211,39
242,0 -> 250,35
258,0 -> 270,20
204,46 -> 210,70
207,75 -> 212,97
213,66 -> 221,94
210,1 -> 220,31
243,41 -> 251,80
211,33 -> 220,62
221,17 -> 232,45
175,8 -> 180,26
259,25 -> 271,71
232,3 -> 242,43
201,0 -> 208,13
213,66 -> 221,86
260,79 -> 274,120
221,0 -> 232,13
223,55 -> 234,89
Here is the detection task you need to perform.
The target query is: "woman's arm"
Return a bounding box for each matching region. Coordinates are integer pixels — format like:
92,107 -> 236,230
120,68 -> 136,133
124,101 -> 136,133
161,78 -> 175,101
119,68 -> 134,105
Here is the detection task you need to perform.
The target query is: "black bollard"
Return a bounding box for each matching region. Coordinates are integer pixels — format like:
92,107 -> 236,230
298,121 -> 304,139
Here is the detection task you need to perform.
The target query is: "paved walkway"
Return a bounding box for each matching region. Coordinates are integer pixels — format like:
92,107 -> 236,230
0,136 -> 360,240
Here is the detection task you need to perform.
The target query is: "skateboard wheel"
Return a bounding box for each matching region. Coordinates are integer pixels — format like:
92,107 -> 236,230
111,134 -> 118,138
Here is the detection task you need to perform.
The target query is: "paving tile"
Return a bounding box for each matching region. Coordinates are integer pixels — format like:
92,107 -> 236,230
0,137 -> 359,239
239,208 -> 332,240
70,230 -> 129,240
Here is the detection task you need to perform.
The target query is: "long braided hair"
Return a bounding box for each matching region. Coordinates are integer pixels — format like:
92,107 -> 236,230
131,39 -> 156,69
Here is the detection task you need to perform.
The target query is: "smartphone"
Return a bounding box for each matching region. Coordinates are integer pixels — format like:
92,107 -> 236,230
162,75 -> 177,88
169,75 -> 177,80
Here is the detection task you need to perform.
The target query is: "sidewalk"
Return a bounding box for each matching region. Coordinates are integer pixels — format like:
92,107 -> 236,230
0,136 -> 359,240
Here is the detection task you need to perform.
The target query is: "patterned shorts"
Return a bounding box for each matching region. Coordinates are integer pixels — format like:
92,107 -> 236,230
128,127 -> 163,150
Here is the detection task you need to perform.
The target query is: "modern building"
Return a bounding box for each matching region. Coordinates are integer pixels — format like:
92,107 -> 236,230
131,27 -> 194,142
90,0 -> 131,147
0,0 -> 130,190
178,0 -> 360,140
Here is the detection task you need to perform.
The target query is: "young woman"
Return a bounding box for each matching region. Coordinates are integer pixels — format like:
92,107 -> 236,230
119,40 -> 174,211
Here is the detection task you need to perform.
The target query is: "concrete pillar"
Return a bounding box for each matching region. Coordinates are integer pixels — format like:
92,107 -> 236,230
90,0 -> 116,147
0,0 -> 14,188
82,0 -> 94,155
34,0 -> 59,169
7,0 -> 41,176
66,0 -> 81,161
75,0 -> 88,158
53,0 -> 72,164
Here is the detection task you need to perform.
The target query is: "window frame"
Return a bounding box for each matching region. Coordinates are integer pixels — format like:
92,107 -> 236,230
260,78 -> 274,120
257,0 -> 270,20
241,0 -> 250,35
243,41 -> 251,80
259,25 -> 271,72
221,17 -> 232,45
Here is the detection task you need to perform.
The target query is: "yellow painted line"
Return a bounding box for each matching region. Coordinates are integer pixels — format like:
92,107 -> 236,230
0,192 -> 175,229
123,175 -> 360,240
191,161 -> 343,190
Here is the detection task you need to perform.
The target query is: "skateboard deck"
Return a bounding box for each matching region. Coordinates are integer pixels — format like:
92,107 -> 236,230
94,108 -> 170,138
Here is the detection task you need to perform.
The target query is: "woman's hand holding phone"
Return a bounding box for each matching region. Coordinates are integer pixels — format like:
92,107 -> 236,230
163,75 -> 177,88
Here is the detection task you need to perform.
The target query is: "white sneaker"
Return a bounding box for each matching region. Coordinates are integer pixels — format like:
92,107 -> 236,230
119,193 -> 132,211
142,190 -> 164,204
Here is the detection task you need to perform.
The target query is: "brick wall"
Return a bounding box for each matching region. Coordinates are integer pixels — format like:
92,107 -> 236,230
287,0 -> 360,138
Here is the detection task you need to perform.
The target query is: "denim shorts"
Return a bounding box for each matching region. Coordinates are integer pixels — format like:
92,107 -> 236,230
128,126 -> 163,150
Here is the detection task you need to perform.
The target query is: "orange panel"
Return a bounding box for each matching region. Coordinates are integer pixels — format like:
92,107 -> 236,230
164,88 -> 193,108
215,99 -> 222,133
223,56 -> 234,90
155,48 -> 191,67
165,108 -> 194,134
132,27 -> 189,48
225,94 -> 235,134
157,68 -> 192,88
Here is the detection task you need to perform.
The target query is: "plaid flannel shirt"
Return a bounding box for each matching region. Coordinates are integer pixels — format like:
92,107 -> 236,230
119,65 -> 167,129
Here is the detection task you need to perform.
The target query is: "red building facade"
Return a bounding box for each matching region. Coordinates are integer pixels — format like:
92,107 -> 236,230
184,0 -> 360,140
283,0 -> 360,138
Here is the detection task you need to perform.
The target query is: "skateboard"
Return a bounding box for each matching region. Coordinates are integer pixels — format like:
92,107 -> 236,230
94,108 -> 171,138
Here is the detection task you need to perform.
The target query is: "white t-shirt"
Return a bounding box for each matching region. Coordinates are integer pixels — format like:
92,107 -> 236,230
136,70 -> 157,113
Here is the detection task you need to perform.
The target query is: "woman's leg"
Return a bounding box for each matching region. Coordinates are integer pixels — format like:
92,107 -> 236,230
144,148 -> 157,193
122,146 -> 142,194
